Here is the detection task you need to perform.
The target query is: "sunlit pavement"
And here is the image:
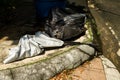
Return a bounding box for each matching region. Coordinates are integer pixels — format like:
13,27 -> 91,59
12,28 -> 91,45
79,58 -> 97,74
51,56 -> 120,80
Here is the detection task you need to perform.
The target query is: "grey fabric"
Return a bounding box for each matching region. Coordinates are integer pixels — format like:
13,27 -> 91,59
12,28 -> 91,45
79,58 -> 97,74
3,31 -> 64,64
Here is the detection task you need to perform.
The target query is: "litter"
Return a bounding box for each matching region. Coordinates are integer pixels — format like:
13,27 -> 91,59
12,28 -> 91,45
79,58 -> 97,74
45,8 -> 86,40
3,31 -> 64,64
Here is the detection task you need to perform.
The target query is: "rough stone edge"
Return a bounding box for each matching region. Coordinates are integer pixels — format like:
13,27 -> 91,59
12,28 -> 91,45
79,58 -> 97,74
88,1 -> 120,72
0,45 -> 95,80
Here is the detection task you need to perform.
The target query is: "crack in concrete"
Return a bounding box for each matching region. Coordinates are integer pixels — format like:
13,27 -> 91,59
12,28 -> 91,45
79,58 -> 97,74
76,48 -> 92,57
76,45 -> 98,57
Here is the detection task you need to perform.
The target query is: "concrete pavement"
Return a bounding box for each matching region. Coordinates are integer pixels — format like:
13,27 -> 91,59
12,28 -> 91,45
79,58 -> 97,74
88,0 -> 120,72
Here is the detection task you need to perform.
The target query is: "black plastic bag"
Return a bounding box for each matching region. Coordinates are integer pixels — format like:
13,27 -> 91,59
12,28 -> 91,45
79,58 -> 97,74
45,8 -> 86,40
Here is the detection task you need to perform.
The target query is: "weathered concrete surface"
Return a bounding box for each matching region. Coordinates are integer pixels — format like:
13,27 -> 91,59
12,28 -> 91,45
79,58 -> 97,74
51,57 -> 107,80
100,56 -> 120,80
51,56 -> 120,80
88,0 -> 120,72
0,44 -> 96,80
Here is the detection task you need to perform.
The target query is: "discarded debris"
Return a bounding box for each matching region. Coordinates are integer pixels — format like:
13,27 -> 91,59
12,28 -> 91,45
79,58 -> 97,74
45,8 -> 86,40
3,31 -> 64,64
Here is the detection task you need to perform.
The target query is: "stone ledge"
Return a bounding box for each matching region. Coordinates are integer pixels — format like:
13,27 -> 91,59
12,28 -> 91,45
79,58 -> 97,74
0,44 -> 95,80
88,0 -> 120,72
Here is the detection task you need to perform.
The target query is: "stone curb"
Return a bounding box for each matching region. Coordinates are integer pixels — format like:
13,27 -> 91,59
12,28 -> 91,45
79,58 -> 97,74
88,1 -> 120,72
0,44 -> 95,80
